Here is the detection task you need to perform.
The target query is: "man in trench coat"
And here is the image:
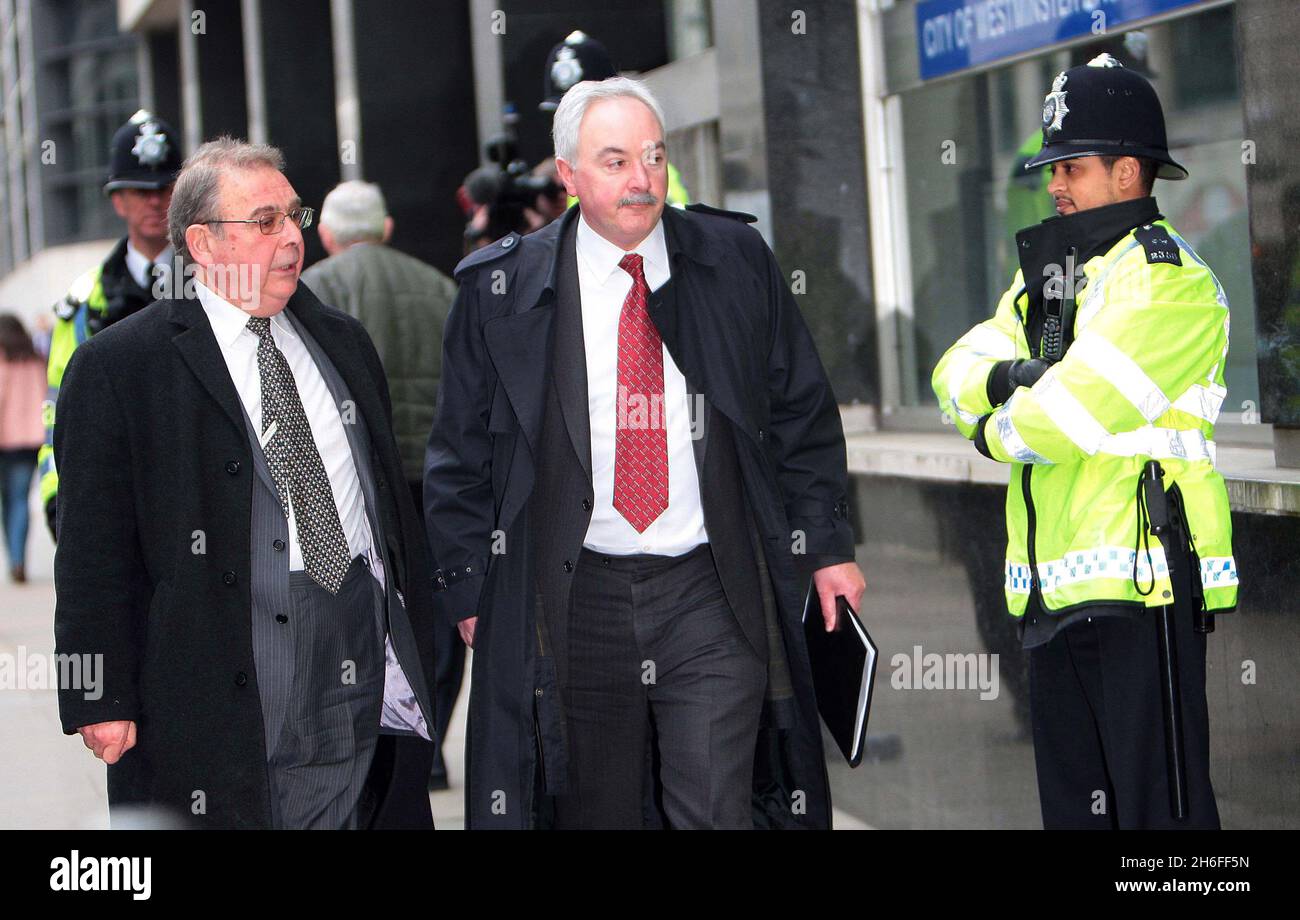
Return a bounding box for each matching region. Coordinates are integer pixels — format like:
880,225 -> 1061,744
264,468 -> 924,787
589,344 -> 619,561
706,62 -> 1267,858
424,77 -> 865,829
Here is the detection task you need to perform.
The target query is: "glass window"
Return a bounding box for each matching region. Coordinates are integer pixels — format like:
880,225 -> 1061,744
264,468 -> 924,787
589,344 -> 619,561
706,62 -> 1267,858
897,6 -> 1259,417
34,0 -> 139,246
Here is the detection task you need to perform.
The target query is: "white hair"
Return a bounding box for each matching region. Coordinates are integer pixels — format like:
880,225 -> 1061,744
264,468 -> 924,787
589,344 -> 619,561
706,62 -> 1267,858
551,76 -> 667,165
319,180 -> 388,245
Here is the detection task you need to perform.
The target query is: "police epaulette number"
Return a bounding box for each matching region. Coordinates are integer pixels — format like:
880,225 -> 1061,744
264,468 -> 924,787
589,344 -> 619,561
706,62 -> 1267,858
685,202 -> 758,224
1134,224 -> 1182,266
54,294 -> 79,321
453,232 -> 521,280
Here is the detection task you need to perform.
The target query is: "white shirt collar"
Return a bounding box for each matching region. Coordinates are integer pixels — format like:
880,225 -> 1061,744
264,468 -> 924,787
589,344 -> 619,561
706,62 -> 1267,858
125,241 -> 173,291
576,213 -> 668,286
194,279 -> 297,349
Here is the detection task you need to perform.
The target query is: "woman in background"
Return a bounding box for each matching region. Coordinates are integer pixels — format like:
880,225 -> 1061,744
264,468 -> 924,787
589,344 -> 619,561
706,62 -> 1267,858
0,314 -> 46,583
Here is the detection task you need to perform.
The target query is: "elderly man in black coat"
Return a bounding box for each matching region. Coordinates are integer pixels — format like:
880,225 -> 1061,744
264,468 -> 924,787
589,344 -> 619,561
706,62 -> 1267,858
54,138 -> 438,829
424,77 -> 866,829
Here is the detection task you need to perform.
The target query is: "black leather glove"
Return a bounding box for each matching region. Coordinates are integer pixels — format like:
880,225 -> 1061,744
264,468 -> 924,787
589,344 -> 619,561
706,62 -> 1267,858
45,498 -> 57,543
986,358 -> 1052,407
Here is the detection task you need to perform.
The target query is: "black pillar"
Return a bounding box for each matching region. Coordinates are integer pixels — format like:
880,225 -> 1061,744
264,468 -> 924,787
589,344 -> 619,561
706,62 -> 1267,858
146,28 -> 183,141
757,0 -> 877,405
1235,0 -> 1300,464
353,0 -> 480,275
257,0 -> 338,268
192,0 -> 248,140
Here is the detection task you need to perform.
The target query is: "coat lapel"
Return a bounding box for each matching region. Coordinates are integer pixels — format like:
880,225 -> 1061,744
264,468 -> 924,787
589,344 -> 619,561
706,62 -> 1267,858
650,208 -> 759,449
553,216 -> 592,481
167,298 -> 249,439
481,210 -> 574,457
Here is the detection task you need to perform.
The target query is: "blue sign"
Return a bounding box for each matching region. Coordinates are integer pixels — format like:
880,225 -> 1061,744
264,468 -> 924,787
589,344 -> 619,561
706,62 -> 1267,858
915,0 -> 1206,80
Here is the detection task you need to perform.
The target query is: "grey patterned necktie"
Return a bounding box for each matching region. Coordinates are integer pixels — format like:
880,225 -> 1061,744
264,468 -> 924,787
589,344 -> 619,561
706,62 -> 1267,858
247,315 -> 351,594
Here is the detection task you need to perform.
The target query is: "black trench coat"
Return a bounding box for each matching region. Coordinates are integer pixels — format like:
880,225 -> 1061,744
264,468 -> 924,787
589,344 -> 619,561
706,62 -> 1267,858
424,203 -> 856,829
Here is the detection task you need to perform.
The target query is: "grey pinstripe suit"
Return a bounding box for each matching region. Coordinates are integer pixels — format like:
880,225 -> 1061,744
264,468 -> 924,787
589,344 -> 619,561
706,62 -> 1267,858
241,307 -> 435,829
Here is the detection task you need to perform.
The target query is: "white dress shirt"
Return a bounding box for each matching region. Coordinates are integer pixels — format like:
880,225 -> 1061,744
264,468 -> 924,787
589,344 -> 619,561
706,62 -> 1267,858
125,241 -> 172,294
195,281 -> 374,571
195,281 -> 429,739
577,214 -> 709,556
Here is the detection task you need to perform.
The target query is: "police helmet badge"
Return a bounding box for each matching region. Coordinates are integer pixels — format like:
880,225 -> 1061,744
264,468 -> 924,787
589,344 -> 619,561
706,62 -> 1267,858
551,47 -> 584,94
131,120 -> 170,168
1042,71 -> 1069,137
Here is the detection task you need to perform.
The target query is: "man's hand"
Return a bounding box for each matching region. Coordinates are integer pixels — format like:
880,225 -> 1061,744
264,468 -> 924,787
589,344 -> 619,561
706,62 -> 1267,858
77,720 -> 136,764
812,562 -> 867,632
458,616 -> 477,649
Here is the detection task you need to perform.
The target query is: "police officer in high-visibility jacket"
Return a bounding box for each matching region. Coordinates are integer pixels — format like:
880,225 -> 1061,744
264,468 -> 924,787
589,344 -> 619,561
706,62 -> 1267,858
39,110 -> 181,538
933,55 -> 1236,829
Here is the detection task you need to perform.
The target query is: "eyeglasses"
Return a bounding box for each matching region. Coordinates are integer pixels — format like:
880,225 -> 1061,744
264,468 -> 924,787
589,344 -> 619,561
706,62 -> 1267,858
206,206 -> 315,235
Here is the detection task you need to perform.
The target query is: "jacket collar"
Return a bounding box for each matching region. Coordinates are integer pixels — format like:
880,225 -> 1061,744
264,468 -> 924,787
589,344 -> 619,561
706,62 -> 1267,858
166,282 -> 375,443
525,203 -> 719,312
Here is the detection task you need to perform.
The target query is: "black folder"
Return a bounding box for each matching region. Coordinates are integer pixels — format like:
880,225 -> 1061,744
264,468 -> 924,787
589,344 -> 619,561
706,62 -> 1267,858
802,586 -> 878,768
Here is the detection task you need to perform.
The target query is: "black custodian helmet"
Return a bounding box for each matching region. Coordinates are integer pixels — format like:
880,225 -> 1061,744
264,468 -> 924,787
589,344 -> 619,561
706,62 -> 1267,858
540,31 -> 616,112
103,109 -> 182,194
1024,54 -> 1187,180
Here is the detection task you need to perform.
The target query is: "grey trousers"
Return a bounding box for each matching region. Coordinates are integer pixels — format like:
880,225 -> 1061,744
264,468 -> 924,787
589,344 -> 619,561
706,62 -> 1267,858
553,543 -> 767,830
266,556 -> 385,830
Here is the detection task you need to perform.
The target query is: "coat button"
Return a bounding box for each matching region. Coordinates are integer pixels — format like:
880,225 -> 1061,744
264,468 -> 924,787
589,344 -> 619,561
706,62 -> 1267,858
757,429 -> 766,441
535,688 -> 543,697
275,614 -> 288,624
225,460 -> 240,475
562,560 -> 573,573
223,571 -> 237,585
582,498 -> 592,511
272,539 -> 285,552
234,671 -> 247,687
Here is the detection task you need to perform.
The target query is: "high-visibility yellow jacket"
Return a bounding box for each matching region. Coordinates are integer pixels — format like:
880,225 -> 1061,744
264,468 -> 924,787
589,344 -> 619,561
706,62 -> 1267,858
40,238 -> 155,509
933,218 -> 1238,618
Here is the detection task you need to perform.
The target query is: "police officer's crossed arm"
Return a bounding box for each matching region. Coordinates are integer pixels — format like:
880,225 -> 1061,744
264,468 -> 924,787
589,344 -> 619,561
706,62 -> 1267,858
964,259 -> 1227,466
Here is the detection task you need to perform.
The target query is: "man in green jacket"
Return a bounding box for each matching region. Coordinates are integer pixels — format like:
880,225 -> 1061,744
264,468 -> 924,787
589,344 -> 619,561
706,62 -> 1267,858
302,180 -> 462,789
934,56 -> 1235,829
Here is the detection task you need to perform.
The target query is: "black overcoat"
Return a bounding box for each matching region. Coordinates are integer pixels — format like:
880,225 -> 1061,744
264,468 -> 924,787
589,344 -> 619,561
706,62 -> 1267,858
53,285 -> 438,828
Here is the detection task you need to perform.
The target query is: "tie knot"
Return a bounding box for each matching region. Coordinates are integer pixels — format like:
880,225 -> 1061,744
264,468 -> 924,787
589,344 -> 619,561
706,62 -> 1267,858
618,252 -> 644,281
246,316 -> 272,340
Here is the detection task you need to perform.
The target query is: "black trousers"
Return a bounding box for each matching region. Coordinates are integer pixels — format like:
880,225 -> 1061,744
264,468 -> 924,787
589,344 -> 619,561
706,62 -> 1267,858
1028,605 -> 1220,829
552,544 -> 766,830
359,734 -> 437,829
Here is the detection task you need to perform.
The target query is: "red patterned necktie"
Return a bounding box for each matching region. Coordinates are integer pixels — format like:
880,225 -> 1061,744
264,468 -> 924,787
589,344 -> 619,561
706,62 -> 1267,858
614,253 -> 669,532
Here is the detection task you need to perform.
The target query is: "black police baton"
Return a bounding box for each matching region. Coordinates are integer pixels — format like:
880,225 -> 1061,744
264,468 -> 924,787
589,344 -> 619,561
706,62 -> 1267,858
1141,459 -> 1189,821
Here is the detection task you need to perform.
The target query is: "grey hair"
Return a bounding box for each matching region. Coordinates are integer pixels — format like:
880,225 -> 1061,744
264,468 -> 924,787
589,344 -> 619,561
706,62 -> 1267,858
319,180 -> 388,245
167,136 -> 287,260
551,76 -> 666,165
